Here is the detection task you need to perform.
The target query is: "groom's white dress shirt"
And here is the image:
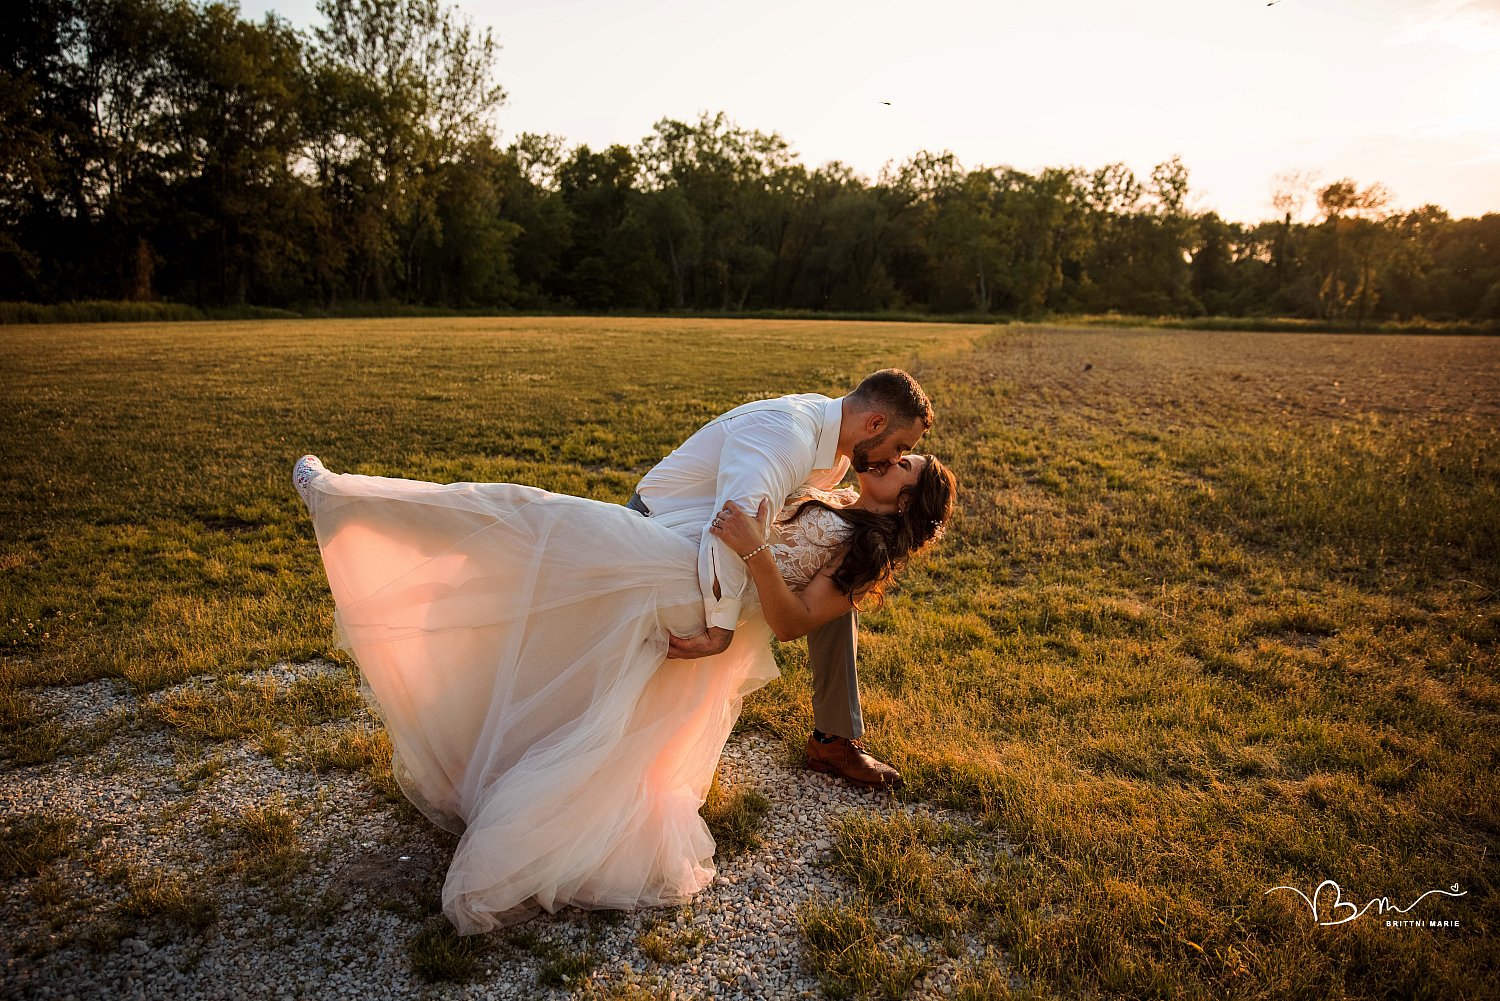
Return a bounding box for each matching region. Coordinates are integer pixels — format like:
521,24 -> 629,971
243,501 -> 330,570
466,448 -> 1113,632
635,394 -> 852,632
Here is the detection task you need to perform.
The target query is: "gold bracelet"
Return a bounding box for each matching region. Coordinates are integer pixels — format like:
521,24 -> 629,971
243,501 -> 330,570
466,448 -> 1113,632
740,542 -> 771,562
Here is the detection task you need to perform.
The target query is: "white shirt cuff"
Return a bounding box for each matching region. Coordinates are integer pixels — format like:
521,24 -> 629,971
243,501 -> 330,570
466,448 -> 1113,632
709,600 -> 742,631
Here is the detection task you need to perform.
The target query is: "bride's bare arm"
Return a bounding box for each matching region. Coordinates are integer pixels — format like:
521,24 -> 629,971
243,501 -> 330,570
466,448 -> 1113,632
709,500 -> 856,642
751,558 -> 855,642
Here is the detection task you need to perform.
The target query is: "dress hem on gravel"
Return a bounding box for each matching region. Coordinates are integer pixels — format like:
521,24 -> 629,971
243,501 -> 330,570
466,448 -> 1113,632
296,464 -> 778,934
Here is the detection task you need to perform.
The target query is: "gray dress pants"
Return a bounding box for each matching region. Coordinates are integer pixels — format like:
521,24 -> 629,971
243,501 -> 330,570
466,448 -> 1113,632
626,492 -> 865,739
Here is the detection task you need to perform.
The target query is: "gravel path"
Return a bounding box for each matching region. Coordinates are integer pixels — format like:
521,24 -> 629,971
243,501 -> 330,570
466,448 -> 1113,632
1,663 -> 1018,1000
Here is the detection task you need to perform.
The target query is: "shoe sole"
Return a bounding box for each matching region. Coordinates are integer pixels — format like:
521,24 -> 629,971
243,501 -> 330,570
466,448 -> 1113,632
806,756 -> 903,790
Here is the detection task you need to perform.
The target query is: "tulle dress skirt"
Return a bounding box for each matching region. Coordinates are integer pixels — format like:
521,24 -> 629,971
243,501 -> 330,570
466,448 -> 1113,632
295,464 -> 779,934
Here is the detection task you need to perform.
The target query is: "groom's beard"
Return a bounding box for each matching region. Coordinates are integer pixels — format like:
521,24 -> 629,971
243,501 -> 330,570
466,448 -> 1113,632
851,425 -> 896,473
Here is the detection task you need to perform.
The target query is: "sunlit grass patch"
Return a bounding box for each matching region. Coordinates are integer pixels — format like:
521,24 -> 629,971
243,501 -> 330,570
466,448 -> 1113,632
141,671 -> 362,743
829,810 -> 1014,943
121,592 -> 338,692
0,658 -> 73,766
272,719 -> 427,825
292,720 -> 392,773
951,956 -> 1040,1000
0,710 -> 68,768
281,718 -> 395,786
635,914 -> 706,965
699,769 -> 772,855
232,796 -> 299,852
503,925 -> 601,991
173,742 -> 231,790
588,975 -> 676,1000
115,868 -> 219,935
1175,416 -> 1499,569
796,892 -> 929,1000
1,531 -> 337,691
407,916 -> 494,982
538,942 -> 600,989
203,793 -> 307,885
0,810 -> 79,878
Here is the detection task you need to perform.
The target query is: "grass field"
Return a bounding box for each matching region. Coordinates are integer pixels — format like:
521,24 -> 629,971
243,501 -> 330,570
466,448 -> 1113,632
2,316 -> 1496,999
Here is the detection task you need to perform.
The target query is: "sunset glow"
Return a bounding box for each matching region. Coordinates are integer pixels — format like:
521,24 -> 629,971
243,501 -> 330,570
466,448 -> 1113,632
229,0 -> 1500,221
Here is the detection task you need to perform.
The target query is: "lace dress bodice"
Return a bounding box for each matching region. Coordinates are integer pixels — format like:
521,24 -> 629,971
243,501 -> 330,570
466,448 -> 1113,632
769,486 -> 857,591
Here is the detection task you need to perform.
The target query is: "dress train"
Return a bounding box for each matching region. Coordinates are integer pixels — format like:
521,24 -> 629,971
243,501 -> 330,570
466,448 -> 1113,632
293,459 -> 778,933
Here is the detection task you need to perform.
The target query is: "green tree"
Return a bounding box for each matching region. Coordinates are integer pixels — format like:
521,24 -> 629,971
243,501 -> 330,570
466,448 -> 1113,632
791,162 -> 895,311
1189,211 -> 1235,314
0,0 -> 88,297
879,149 -> 963,310
308,0 -> 505,303
557,143 -> 661,309
70,0 -> 183,300
1147,154 -> 1197,313
1427,213 -> 1500,321
1380,204 -> 1448,321
155,2 -> 307,305
1311,178 -> 1392,326
419,136 -> 520,306
500,132 -> 572,306
636,111 -> 795,310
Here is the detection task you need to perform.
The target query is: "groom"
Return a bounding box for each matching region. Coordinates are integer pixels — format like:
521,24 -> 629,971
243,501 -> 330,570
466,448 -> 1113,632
625,369 -> 932,790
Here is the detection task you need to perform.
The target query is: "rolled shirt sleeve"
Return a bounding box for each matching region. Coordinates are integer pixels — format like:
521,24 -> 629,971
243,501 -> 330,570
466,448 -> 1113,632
700,412 -> 817,630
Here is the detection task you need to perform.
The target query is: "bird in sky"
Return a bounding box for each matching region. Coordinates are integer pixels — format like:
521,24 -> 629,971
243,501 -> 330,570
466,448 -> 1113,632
881,101 -> 892,105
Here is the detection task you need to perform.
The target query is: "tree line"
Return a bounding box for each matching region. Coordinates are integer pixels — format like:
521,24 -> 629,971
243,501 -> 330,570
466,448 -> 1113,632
4,0 -> 1498,323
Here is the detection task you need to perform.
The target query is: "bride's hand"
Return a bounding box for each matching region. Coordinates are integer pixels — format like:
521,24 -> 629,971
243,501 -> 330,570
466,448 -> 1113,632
709,499 -> 769,557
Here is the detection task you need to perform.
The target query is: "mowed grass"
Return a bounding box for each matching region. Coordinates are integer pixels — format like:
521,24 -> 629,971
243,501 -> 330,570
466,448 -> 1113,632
748,326 -> 1497,999
0,315 -> 979,694
2,316 -> 1497,998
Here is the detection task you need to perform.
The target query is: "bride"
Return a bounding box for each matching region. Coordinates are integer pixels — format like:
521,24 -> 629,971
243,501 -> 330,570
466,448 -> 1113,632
291,450 -> 955,934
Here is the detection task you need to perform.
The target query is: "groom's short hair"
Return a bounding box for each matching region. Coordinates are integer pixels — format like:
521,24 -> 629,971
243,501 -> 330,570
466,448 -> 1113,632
849,369 -> 933,430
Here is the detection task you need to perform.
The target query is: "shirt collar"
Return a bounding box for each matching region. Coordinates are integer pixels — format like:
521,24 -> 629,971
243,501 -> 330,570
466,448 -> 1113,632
814,396 -> 844,471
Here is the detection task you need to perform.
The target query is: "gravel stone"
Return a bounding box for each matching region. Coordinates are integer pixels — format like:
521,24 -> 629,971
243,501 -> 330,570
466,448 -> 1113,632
1,663 -> 1021,999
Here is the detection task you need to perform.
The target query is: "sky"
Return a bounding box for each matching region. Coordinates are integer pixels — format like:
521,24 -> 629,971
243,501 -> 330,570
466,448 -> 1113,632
236,0 -> 1500,225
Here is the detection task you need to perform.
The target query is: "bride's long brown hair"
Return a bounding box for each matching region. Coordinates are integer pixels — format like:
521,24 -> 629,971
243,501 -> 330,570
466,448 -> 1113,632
782,455 -> 956,607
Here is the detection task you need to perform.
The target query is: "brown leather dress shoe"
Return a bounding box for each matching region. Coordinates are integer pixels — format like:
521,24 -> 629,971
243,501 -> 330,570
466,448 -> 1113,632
805,734 -> 904,790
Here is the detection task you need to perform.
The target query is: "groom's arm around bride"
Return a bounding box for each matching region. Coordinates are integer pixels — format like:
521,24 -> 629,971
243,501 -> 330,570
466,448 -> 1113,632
626,369 -> 936,791
667,402 -> 832,658
628,370 -> 932,659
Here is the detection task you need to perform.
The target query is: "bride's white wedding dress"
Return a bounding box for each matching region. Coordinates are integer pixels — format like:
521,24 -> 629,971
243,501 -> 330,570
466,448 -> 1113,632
291,456 -> 855,934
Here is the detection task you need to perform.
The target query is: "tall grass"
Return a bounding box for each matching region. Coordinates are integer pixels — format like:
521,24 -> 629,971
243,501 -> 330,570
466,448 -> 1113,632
1059,312 -> 1499,336
6,300 -> 1494,335
0,315 -> 980,692
747,324 -> 1498,998
0,300 -> 302,324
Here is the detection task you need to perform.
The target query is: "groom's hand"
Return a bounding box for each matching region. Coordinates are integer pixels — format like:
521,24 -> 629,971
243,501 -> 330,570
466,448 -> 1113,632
667,626 -> 734,659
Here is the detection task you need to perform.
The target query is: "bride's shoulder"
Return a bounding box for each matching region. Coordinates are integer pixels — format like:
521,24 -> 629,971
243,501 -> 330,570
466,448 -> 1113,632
826,485 -> 859,505
786,483 -> 858,505
778,498 -> 853,545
